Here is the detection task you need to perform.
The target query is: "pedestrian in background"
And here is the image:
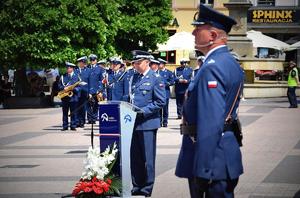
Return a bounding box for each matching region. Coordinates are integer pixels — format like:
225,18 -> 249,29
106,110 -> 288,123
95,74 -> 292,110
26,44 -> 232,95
106,57 -> 127,101
58,62 -> 81,131
174,58 -> 193,119
287,61 -> 299,108
75,56 -> 90,128
87,54 -> 106,124
193,56 -> 205,78
158,58 -> 175,127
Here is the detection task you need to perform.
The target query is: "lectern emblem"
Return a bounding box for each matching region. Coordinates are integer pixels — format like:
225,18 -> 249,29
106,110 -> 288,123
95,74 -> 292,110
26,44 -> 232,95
101,113 -> 109,122
124,114 -> 132,123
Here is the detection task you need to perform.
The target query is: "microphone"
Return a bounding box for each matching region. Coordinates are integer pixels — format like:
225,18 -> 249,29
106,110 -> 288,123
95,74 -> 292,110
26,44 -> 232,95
195,41 -> 214,48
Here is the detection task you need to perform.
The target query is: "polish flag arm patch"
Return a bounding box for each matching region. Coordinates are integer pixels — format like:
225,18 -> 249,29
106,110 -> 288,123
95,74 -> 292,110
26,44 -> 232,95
208,81 -> 218,88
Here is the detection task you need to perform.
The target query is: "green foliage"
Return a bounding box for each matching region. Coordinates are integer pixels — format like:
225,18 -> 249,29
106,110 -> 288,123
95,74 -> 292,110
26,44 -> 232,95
0,0 -> 172,68
116,0 -> 173,59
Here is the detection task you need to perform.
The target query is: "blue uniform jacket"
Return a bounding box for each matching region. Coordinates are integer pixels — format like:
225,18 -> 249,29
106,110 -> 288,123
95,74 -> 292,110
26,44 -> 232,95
123,68 -> 136,102
175,46 -> 244,180
174,66 -> 193,94
75,67 -> 90,93
58,73 -> 81,102
131,69 -> 166,130
88,65 -> 105,95
106,69 -> 128,101
159,69 -> 175,98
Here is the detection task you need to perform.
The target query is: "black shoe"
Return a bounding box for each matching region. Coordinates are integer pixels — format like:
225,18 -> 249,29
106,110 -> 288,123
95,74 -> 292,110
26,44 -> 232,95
140,191 -> 151,197
70,128 -> 76,131
162,123 -> 168,127
61,128 -> 68,131
177,116 -> 181,119
131,190 -> 141,196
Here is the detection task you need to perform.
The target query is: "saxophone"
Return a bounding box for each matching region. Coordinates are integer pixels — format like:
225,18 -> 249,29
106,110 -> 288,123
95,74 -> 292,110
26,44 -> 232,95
57,81 -> 81,99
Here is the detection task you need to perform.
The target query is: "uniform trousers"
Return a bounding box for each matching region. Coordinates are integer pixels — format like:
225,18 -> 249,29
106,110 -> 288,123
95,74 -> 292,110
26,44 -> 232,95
87,95 -> 98,123
160,98 -> 169,125
190,178 -> 238,198
287,87 -> 298,107
130,129 -> 157,196
77,91 -> 88,126
62,100 -> 77,129
176,93 -> 185,118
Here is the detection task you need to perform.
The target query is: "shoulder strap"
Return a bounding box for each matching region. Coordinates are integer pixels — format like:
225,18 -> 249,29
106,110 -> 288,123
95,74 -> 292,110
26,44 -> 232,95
225,83 -> 242,123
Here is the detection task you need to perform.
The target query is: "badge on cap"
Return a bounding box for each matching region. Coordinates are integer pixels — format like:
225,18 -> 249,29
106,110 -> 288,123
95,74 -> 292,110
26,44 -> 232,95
208,81 -> 217,88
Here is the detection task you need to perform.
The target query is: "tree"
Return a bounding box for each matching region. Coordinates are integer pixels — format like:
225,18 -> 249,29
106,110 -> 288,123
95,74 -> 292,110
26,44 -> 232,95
0,0 -> 121,69
116,0 -> 172,59
0,0 -> 172,66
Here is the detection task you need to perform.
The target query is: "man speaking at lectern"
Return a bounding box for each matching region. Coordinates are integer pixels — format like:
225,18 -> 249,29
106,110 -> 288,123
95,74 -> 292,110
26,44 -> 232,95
129,50 -> 166,197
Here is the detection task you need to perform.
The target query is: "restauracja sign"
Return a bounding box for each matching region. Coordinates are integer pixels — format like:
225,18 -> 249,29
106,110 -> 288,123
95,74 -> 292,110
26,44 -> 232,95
248,9 -> 300,23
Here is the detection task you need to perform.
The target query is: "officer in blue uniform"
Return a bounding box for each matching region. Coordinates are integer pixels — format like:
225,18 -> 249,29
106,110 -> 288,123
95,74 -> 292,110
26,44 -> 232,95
58,62 -> 81,131
158,58 -> 175,127
106,57 -> 128,101
174,58 -> 193,119
193,56 -> 205,78
97,59 -> 107,70
123,65 -> 137,102
75,56 -> 90,128
150,59 -> 160,73
87,54 -> 106,124
175,4 -> 244,198
129,50 -> 166,197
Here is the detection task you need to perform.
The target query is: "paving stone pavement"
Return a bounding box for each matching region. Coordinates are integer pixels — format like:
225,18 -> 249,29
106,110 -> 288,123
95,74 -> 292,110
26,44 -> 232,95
0,98 -> 299,198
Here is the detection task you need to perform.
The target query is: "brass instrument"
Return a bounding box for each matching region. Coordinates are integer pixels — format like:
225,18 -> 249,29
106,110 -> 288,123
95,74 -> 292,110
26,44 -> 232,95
96,92 -> 104,102
57,81 -> 81,99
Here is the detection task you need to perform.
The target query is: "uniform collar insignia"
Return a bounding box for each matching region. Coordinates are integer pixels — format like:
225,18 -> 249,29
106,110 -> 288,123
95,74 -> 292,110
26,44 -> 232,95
207,59 -> 215,64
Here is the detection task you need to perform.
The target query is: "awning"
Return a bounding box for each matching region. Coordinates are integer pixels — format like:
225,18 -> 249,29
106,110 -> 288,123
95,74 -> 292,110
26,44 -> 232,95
246,30 -> 290,50
157,32 -> 195,51
284,41 -> 300,51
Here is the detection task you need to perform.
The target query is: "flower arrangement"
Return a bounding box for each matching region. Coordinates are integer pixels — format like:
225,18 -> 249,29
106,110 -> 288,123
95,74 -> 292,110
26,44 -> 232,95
72,143 -> 121,198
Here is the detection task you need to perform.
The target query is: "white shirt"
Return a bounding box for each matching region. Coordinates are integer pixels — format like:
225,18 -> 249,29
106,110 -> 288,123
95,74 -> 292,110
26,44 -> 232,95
142,68 -> 151,78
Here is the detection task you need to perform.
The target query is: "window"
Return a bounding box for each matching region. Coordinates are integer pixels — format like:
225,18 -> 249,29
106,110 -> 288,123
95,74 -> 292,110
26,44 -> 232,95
156,51 -> 176,64
257,0 -> 275,6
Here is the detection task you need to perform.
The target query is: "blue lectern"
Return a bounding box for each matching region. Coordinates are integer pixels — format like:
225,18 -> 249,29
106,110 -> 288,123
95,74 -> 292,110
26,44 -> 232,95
99,101 -> 140,198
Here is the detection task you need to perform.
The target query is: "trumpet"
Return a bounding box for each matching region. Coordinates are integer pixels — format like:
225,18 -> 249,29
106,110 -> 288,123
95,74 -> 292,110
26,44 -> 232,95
57,81 -> 81,99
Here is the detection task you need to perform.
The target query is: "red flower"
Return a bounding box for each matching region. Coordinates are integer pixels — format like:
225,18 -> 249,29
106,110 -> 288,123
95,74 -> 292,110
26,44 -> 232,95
106,178 -> 112,185
83,187 -> 93,193
93,185 -> 104,194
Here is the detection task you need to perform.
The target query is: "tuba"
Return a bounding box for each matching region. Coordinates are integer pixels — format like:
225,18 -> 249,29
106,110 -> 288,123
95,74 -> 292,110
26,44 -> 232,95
57,81 -> 81,99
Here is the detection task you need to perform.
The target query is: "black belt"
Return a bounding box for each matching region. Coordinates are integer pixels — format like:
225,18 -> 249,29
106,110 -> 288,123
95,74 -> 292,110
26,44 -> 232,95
223,123 -> 235,132
180,123 -> 235,136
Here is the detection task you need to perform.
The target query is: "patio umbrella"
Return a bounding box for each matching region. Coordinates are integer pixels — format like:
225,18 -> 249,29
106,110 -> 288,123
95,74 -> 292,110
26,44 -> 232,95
284,41 -> 300,51
246,30 -> 290,50
157,31 -> 195,51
